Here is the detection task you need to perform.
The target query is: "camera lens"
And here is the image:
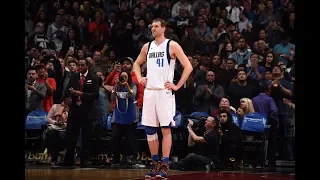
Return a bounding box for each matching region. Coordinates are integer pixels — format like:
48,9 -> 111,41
119,76 -> 124,82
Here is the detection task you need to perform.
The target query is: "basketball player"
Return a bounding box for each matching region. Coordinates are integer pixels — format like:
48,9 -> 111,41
133,18 -> 193,179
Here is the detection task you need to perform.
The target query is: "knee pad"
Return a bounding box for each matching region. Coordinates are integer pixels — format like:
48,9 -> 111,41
145,127 -> 158,141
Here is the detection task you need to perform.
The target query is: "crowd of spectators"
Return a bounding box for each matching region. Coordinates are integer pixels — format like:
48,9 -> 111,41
25,0 -> 295,168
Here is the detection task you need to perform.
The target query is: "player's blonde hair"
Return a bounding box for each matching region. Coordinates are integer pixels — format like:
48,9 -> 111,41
152,18 -> 167,27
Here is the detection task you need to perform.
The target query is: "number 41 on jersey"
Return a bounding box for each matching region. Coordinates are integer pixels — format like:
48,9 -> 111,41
156,58 -> 164,67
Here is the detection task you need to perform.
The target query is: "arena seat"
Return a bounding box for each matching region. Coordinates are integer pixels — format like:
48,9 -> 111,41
25,110 -> 48,130
25,110 -> 48,151
239,113 -> 270,167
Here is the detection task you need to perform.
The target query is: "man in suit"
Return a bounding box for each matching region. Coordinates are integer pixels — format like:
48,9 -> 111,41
56,59 -> 99,168
25,66 -> 47,118
61,60 -> 78,98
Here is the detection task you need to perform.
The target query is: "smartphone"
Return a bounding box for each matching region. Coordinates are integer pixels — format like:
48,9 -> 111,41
69,47 -> 74,52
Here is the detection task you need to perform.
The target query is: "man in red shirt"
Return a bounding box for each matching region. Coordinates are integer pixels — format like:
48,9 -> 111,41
105,57 -> 144,110
35,64 -> 56,112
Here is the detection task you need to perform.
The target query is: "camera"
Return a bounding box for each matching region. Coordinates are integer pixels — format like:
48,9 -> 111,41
119,76 -> 125,83
186,116 -> 207,128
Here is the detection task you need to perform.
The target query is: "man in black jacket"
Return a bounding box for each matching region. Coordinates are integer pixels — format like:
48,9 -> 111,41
218,110 -> 243,168
55,59 -> 99,168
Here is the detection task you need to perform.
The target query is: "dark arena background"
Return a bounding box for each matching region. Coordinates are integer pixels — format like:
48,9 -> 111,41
25,0 -> 296,179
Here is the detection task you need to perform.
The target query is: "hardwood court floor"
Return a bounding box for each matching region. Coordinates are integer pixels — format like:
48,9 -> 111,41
25,167 -> 295,180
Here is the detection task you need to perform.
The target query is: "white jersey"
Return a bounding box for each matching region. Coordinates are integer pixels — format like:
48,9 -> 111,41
146,39 -> 176,89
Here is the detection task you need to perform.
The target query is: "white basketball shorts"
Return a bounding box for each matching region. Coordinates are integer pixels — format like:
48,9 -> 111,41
141,88 -> 176,127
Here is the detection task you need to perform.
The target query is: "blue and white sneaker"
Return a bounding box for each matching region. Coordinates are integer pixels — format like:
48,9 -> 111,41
145,161 -> 159,179
156,162 -> 169,179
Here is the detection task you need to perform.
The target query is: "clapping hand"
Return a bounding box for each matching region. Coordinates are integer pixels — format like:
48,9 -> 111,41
237,108 -> 244,117
204,85 -> 212,95
69,87 -> 82,96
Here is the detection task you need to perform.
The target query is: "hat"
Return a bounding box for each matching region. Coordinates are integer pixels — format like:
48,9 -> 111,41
120,57 -> 134,65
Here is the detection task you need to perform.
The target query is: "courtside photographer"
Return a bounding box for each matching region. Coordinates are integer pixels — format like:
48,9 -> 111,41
172,116 -> 219,170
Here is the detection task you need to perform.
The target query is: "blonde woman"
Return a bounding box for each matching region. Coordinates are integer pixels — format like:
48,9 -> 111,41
237,98 -> 255,117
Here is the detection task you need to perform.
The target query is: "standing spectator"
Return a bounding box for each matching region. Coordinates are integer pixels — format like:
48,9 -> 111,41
229,37 -> 252,65
246,53 -> 266,81
258,0 -> 281,29
61,60 -> 78,98
269,65 -> 293,161
106,70 -> 139,166
47,14 -> 69,52
105,57 -> 144,111
194,71 -> 225,113
28,22 -> 55,51
25,67 -> 47,117
273,33 -> 295,67
56,59 -> 99,168
88,10 -> 109,40
194,15 -> 213,54
60,28 -> 82,58
227,70 -> 257,108
252,84 -> 278,166
79,0 -> 95,23
35,64 -> 56,112
225,0 -> 244,24
171,0 -> 194,18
